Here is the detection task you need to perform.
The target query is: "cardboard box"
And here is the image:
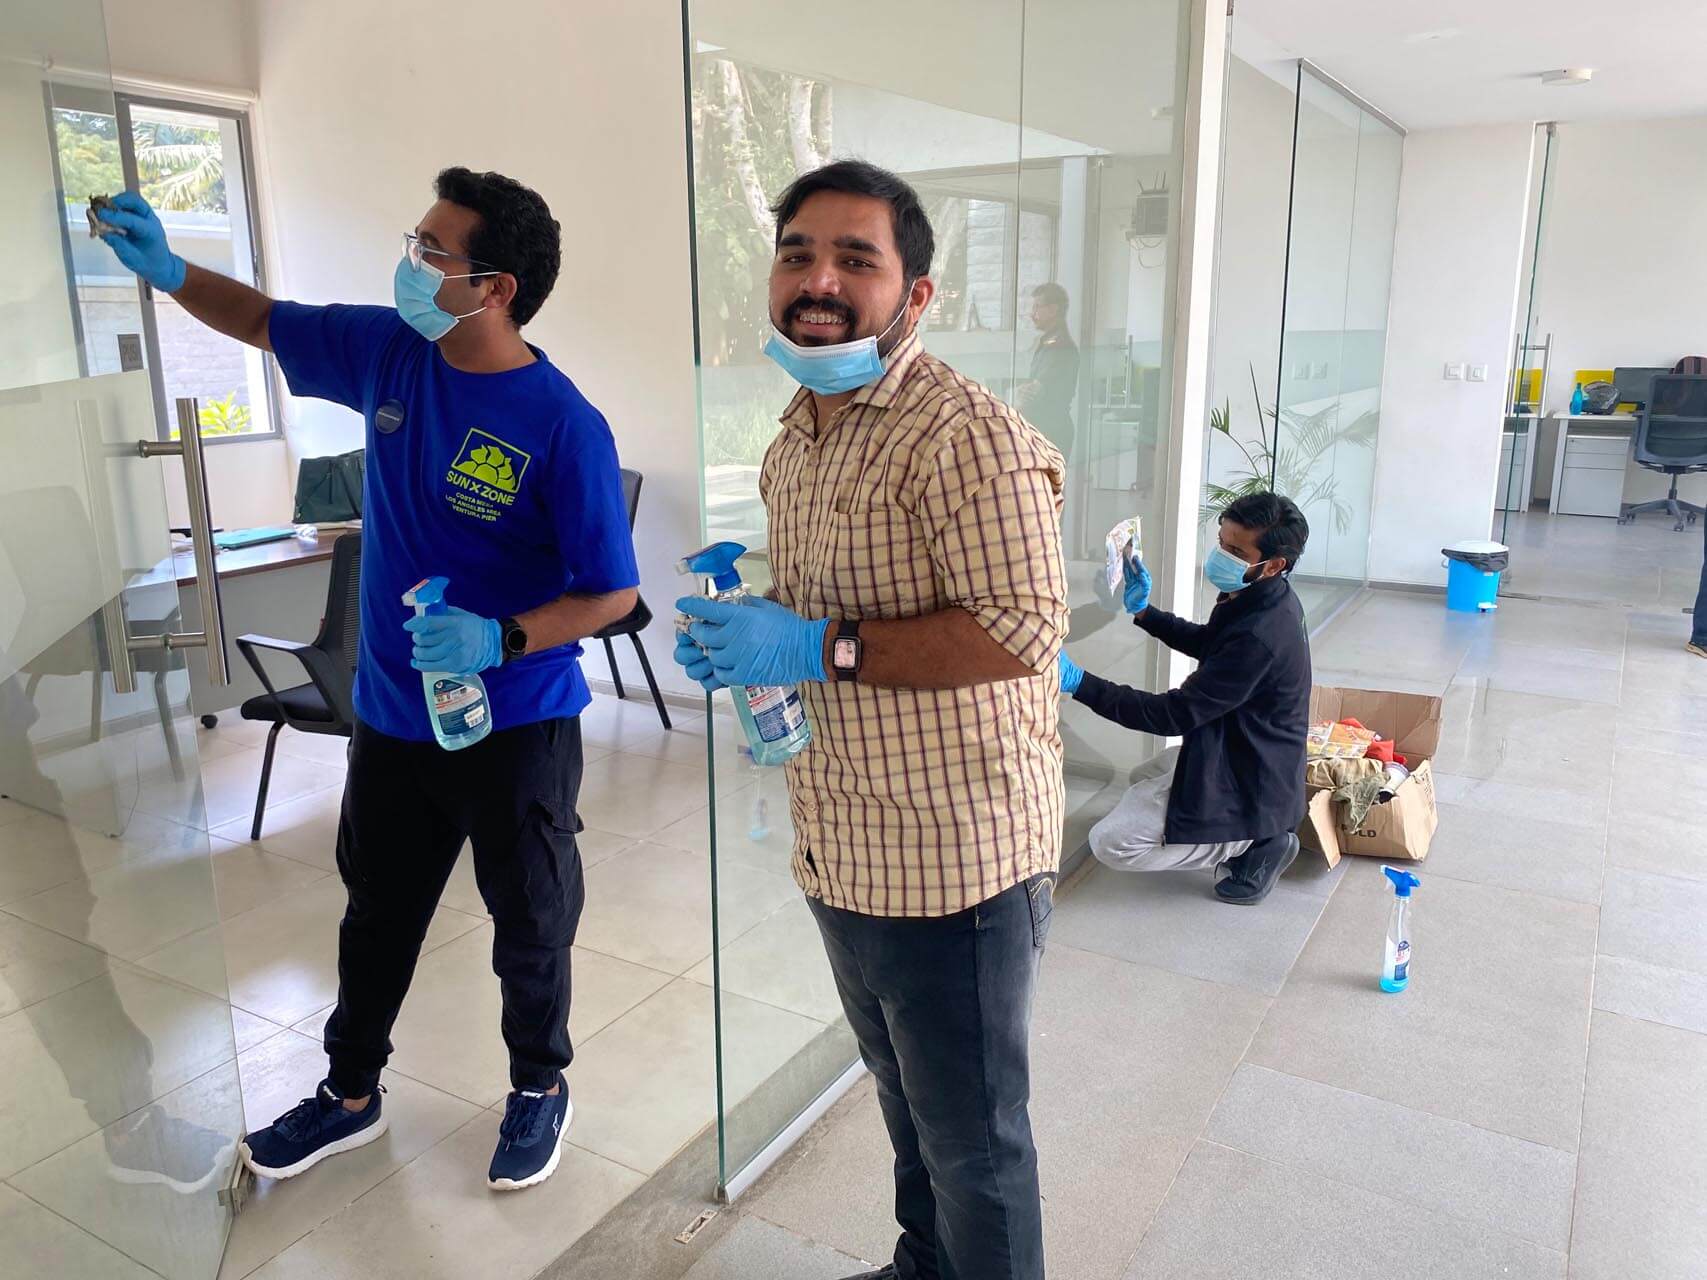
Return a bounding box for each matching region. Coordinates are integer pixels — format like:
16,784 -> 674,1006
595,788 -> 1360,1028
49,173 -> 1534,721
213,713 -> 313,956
1299,686 -> 1443,866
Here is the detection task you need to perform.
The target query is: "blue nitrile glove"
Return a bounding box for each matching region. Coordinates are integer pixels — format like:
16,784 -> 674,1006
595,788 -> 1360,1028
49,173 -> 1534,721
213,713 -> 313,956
404,607 -> 503,675
673,631 -> 725,693
675,595 -> 830,688
94,191 -> 187,293
1058,650 -> 1084,696
1123,554 -> 1153,614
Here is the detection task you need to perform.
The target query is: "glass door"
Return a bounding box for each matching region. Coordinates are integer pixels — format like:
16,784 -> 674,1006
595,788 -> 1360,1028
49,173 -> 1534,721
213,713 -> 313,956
1497,123 -> 1556,544
2,4 -> 242,1276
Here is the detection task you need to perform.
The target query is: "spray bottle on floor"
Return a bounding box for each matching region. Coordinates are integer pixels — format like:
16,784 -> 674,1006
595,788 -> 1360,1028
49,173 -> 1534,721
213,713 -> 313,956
677,541 -> 813,767
1381,866 -> 1420,993
403,576 -> 493,751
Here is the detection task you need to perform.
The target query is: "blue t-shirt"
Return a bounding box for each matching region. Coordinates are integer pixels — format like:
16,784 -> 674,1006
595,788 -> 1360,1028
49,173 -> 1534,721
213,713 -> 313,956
270,302 -> 638,741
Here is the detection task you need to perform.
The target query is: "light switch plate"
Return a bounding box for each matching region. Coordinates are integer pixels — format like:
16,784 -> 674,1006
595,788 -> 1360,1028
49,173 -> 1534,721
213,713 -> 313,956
1467,364 -> 1488,382
1444,362 -> 1465,380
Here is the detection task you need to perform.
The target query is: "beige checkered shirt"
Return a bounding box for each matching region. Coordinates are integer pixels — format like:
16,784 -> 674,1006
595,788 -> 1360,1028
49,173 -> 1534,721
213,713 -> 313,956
760,330 -> 1069,917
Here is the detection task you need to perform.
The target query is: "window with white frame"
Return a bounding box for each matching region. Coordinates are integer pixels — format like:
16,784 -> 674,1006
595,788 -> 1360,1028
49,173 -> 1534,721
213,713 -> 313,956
49,85 -> 277,441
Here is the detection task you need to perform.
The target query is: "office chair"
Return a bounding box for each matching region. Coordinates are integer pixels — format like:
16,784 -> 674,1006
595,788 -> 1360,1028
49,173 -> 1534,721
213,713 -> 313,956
236,531 -> 361,839
1620,374 -> 1707,531
593,469 -> 672,730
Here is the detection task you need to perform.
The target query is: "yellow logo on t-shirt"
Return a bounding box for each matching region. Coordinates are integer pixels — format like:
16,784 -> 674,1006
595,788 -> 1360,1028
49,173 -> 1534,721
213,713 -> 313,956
445,428 -> 531,522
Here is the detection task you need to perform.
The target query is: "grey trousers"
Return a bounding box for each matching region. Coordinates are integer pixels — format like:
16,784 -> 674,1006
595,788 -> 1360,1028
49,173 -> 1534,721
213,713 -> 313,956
1089,747 -> 1253,872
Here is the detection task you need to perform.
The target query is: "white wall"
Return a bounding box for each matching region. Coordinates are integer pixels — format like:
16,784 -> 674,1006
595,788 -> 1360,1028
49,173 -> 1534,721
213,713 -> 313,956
1368,123 -> 1534,586
246,0 -> 702,696
1532,114 -> 1707,507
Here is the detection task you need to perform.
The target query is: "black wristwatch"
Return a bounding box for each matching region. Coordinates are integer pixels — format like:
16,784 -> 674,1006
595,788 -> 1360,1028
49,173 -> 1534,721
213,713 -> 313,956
499,616 -> 528,663
830,620 -> 863,682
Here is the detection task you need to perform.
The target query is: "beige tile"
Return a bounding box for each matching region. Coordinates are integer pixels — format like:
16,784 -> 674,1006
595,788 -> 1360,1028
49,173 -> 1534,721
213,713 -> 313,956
132,924 -> 232,1002
652,780 -> 799,877
217,879 -> 483,1027
270,728 -> 353,769
567,978 -> 821,1174
577,842 -> 798,974
376,924 -> 672,1107
221,1029 -> 480,1280
6,844 -> 221,961
686,895 -> 841,1023
213,785 -> 345,873
212,839 -> 330,920
0,964 -> 234,1178
572,752 -> 712,839
579,694 -> 704,753
0,911 -> 112,1016
249,1111 -> 643,1280
199,717 -> 279,750
144,748 -> 343,833
231,1007 -> 288,1055
622,715 -> 750,797
12,1059 -> 244,1280
0,1183 -> 157,1280
0,809 -> 210,905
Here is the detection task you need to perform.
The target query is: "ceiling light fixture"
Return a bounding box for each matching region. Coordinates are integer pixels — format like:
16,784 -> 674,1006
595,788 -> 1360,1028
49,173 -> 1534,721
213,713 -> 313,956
1541,68 -> 1594,86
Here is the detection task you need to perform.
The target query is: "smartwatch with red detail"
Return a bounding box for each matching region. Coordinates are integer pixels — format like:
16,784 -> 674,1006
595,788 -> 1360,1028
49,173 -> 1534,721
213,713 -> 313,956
830,620 -> 863,682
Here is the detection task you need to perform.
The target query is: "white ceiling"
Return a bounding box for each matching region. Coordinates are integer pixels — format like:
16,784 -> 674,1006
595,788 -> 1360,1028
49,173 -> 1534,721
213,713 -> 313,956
1237,0 -> 1707,130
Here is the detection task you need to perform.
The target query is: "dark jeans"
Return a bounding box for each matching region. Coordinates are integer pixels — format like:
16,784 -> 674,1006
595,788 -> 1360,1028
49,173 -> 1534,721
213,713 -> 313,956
808,873 -> 1055,1280
1693,521 -> 1706,646
324,717 -> 586,1097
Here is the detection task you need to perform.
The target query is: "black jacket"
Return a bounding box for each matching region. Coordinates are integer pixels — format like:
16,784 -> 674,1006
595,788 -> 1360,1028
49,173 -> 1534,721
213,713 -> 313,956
1073,574 -> 1311,844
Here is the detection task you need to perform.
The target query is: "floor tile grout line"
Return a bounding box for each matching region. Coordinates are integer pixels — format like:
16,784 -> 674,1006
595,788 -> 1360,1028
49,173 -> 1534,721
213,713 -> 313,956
1564,648 -> 1622,1271
1194,1138 -> 1572,1260
1112,874 -> 1347,1275
1214,1061 -> 1586,1157
1,1173 -> 173,1279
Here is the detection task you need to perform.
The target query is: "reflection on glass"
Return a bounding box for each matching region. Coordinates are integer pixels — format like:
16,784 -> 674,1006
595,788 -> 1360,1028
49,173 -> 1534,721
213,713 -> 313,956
1497,123 -> 1555,542
2,5 -> 240,1275
685,0 -> 1189,1195
1206,62 -> 1400,628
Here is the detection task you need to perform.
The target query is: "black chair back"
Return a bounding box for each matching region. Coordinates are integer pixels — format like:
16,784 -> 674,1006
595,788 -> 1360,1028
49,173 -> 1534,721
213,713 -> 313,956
317,532 -> 363,673
620,468 -> 642,530
1638,376 -> 1707,470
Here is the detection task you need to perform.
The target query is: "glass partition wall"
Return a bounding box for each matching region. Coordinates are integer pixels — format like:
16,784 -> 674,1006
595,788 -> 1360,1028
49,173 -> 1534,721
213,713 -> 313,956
1203,59 -> 1401,627
683,0 -> 1194,1195
2,3 -> 241,1276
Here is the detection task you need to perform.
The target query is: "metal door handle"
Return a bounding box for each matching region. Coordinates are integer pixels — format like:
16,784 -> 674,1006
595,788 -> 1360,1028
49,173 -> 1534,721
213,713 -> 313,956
108,398 -> 230,693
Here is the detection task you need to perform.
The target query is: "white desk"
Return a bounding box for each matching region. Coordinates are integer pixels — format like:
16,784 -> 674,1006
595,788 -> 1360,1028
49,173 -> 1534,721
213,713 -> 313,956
1546,413 -> 1637,517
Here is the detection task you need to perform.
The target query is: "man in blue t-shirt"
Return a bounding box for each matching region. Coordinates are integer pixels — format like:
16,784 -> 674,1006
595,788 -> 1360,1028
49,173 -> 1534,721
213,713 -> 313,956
98,169 -> 639,1192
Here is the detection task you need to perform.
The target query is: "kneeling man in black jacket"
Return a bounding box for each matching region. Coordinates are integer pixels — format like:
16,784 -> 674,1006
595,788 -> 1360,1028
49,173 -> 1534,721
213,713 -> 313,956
1059,494 -> 1312,905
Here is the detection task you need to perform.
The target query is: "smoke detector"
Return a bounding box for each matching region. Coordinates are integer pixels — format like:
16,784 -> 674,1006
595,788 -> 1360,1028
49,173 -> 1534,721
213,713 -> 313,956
1541,68 -> 1594,86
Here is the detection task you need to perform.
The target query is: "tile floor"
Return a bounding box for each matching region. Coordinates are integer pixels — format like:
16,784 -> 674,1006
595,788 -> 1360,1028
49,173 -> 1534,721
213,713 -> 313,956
683,513 -> 1707,1280
3,511 -> 1700,1279
0,687 -> 847,1279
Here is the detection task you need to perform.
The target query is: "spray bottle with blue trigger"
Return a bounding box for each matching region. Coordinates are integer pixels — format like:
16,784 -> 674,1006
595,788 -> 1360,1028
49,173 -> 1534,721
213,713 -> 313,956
1381,865 -> 1420,993
677,541 -> 813,767
403,576 -> 493,751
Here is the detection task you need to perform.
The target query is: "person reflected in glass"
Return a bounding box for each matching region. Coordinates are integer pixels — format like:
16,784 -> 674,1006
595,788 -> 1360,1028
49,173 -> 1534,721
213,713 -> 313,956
1013,282 -> 1080,465
96,169 -> 639,1194
673,160 -> 1067,1280
1058,494 -> 1313,905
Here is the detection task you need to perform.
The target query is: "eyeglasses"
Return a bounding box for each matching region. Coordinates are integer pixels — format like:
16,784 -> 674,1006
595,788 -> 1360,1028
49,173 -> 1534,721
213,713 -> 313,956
402,232 -> 501,277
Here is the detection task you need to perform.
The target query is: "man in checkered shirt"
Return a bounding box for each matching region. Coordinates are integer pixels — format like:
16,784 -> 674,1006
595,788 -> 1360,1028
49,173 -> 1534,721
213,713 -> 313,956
676,160 -> 1068,1280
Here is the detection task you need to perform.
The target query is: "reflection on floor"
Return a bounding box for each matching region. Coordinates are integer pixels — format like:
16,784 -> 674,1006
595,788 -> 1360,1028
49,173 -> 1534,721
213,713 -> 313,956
684,512 -> 1707,1280
0,691 -> 846,1278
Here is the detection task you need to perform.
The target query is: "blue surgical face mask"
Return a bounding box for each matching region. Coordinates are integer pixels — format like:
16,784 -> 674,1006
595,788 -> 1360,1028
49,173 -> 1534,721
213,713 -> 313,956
393,254 -> 494,342
762,287 -> 912,395
1205,544 -> 1260,594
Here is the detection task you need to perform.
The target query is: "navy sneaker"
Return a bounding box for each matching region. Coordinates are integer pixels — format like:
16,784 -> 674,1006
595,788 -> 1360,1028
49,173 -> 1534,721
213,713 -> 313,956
488,1075 -> 571,1191
240,1080 -> 387,1180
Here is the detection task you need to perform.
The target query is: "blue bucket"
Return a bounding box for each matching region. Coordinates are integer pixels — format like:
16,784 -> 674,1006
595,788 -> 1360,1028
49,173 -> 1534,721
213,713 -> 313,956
1445,558 -> 1501,612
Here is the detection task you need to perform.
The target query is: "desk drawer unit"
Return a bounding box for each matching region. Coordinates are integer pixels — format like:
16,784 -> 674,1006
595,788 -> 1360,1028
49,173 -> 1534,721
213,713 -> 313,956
1557,434 -> 1630,517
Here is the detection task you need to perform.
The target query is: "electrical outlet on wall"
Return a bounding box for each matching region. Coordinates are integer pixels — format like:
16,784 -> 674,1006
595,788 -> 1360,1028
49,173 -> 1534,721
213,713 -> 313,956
1467,364 -> 1488,382
1444,362 -> 1465,380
